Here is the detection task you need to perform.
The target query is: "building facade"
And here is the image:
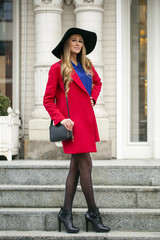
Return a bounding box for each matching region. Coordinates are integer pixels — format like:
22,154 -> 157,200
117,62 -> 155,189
0,0 -> 159,160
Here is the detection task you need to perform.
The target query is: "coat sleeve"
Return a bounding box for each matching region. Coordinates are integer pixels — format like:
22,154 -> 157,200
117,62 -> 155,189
91,65 -> 102,104
43,63 -> 65,125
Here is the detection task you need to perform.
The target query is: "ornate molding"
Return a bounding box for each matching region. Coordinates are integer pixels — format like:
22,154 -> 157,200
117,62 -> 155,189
64,0 -> 73,4
31,107 -> 49,119
31,66 -> 51,119
33,0 -> 63,9
73,0 -> 104,8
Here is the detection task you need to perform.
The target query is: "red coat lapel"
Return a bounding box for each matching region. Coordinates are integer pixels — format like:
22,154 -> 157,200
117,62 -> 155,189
71,70 -> 88,95
59,59 -> 88,95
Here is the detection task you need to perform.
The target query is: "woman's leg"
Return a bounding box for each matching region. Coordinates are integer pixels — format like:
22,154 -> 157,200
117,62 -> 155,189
63,154 -> 80,210
58,155 -> 80,233
74,153 -> 110,233
74,153 -> 97,210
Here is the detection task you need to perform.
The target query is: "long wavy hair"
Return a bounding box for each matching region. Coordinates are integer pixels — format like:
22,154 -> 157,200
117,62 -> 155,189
61,36 -> 93,96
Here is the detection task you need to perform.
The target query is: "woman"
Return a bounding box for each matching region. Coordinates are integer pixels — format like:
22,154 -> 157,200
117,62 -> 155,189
43,27 -> 110,234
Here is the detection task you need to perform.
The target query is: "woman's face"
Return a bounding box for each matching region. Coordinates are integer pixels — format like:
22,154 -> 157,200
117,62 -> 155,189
69,34 -> 83,55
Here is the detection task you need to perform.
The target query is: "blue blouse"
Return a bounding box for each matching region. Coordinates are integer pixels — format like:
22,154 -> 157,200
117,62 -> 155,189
71,61 -> 92,96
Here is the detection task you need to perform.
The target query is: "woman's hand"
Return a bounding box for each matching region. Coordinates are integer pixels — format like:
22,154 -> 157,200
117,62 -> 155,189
90,97 -> 95,107
60,118 -> 74,131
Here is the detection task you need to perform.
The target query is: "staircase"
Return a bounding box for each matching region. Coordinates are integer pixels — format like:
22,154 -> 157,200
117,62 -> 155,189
0,159 -> 160,239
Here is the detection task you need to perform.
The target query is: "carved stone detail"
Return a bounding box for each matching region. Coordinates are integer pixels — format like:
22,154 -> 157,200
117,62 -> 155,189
33,0 -> 63,8
65,0 -> 73,4
31,66 -> 51,119
73,0 -> 104,8
31,107 -> 49,119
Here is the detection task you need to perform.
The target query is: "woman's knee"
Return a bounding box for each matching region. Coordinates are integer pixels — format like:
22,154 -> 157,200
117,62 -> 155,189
74,153 -> 92,172
70,155 -> 79,173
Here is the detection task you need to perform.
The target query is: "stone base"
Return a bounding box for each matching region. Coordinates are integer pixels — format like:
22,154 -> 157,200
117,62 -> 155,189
25,140 -> 112,160
29,118 -> 110,141
25,140 -> 69,160
28,118 -> 111,159
29,119 -> 50,141
96,117 -> 109,141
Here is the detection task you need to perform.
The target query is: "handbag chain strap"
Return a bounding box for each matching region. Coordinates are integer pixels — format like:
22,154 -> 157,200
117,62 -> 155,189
50,62 -> 71,126
63,84 -> 70,119
59,62 -> 70,119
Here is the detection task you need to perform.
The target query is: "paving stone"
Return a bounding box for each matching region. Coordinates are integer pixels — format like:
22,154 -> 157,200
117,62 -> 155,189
0,159 -> 160,238
0,185 -> 159,208
0,160 -> 160,186
0,231 -> 160,240
0,208 -> 160,232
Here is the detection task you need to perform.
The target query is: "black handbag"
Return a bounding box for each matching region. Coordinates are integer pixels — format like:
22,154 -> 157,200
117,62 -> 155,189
49,66 -> 73,142
50,120 -> 73,142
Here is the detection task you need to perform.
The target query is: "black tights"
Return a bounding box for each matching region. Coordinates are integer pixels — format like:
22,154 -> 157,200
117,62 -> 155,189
63,153 -> 97,211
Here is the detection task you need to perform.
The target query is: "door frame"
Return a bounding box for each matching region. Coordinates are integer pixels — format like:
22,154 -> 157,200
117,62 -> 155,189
116,0 -> 157,159
13,0 -> 20,111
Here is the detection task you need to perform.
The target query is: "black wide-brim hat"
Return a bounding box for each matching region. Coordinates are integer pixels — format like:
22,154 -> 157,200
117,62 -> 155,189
52,27 -> 97,59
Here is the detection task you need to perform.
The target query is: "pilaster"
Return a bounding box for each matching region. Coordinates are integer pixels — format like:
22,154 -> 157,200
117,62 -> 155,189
29,0 -> 63,140
73,0 -> 109,141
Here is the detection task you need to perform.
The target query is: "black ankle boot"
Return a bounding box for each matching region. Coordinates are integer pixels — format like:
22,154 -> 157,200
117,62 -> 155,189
85,208 -> 110,232
58,207 -> 79,233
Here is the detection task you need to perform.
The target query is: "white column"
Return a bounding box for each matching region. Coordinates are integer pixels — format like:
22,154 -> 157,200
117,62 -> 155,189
29,0 -> 63,140
73,0 -> 109,141
32,0 -> 63,119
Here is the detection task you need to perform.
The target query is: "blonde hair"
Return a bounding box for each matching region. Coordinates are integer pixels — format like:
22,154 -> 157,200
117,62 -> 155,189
61,36 -> 93,96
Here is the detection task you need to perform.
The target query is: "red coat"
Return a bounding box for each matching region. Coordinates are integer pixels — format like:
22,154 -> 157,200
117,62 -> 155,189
43,60 -> 102,154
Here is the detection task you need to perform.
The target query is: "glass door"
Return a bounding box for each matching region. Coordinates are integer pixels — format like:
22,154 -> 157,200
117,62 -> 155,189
130,0 -> 147,142
117,0 -> 153,159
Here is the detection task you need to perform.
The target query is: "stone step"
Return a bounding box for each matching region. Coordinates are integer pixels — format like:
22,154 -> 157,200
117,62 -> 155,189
0,231 -> 160,240
0,208 -> 160,232
0,185 -> 160,209
0,160 -> 160,186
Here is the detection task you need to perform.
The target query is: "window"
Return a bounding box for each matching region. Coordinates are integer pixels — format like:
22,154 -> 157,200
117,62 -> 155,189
0,0 -> 13,103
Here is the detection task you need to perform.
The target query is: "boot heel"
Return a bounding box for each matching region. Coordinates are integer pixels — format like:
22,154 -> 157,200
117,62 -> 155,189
85,216 -> 89,232
58,217 -> 61,232
58,207 -> 79,233
85,208 -> 110,233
